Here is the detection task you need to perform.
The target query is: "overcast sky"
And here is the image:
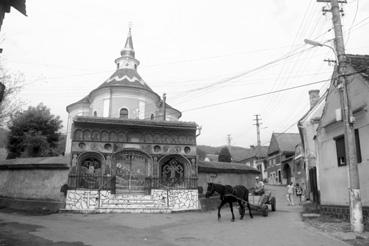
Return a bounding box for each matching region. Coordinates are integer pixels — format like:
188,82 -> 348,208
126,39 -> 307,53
1,0 -> 369,147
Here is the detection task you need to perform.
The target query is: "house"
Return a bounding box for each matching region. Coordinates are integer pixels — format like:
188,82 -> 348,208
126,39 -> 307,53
266,133 -> 301,184
204,154 -> 219,162
298,90 -> 327,201
238,145 -> 268,180
315,54 -> 369,221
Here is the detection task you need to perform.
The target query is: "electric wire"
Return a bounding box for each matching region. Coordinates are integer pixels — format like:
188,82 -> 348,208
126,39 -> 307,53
181,79 -> 330,113
346,0 -> 360,45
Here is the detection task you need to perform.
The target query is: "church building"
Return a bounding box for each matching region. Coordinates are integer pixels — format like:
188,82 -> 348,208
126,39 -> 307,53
64,29 -> 199,213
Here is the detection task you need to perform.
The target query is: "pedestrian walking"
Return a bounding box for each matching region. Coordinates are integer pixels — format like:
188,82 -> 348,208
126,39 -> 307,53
286,182 -> 294,206
295,183 -> 303,205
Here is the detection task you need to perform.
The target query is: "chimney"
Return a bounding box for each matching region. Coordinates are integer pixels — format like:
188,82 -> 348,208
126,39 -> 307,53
309,90 -> 320,109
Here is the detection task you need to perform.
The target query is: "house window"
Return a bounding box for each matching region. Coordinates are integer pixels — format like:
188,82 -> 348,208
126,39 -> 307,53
355,129 -> 362,163
93,111 -> 97,117
335,135 -> 346,166
335,130 -> 362,167
119,108 -> 128,119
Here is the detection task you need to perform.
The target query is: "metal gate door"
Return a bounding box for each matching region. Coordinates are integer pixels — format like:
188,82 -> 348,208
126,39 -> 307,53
113,150 -> 150,193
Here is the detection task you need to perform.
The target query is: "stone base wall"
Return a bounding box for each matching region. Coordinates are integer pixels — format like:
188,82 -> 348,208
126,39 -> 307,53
66,190 -> 100,210
320,205 -> 369,226
151,189 -> 199,211
65,189 -> 199,212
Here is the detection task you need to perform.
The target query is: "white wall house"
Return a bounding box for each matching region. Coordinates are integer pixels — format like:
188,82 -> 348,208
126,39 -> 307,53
316,55 -> 369,211
298,90 -> 327,201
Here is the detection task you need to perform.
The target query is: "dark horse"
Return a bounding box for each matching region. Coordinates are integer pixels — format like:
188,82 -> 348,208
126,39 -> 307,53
205,183 -> 253,222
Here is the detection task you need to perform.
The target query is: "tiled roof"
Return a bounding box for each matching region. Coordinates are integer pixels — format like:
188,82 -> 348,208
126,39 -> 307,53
198,160 -> 260,174
0,156 -> 69,169
347,54 -> 369,82
238,146 -> 268,162
273,133 -> 301,153
74,116 -> 197,129
98,68 -> 153,92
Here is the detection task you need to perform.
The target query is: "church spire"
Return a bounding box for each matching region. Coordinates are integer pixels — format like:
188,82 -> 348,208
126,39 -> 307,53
115,26 -> 140,70
120,27 -> 135,58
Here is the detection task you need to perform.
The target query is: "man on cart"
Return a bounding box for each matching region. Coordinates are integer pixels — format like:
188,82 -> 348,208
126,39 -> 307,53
253,176 -> 265,196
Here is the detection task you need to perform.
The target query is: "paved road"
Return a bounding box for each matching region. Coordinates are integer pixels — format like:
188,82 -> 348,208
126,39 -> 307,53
0,185 -> 348,246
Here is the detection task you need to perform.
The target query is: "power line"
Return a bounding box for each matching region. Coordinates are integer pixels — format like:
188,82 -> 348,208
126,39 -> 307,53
346,0 -> 360,45
182,45 -> 312,94
182,78 -> 330,113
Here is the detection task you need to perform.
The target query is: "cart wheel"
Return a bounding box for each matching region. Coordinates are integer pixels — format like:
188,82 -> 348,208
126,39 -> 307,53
262,205 -> 268,217
271,197 -> 276,211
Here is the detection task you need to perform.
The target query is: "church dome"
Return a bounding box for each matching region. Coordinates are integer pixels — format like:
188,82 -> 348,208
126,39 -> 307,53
66,28 -> 181,120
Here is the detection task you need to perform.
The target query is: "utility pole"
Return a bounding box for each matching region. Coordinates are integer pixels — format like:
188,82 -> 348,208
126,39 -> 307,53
317,0 -> 363,233
227,134 -> 232,153
253,114 -> 262,147
162,93 -> 166,121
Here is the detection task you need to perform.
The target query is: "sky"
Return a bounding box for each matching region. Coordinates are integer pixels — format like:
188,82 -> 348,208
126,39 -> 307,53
1,0 -> 369,148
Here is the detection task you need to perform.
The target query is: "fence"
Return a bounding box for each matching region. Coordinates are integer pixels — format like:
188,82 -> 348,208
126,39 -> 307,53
67,173 -> 114,191
68,174 -> 197,193
145,177 -> 198,190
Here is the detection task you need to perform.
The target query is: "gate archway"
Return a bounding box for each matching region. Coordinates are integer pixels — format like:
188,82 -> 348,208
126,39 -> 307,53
112,149 -> 153,193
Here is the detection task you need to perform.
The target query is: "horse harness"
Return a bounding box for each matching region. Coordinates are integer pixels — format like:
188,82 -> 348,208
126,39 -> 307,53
223,192 -> 249,205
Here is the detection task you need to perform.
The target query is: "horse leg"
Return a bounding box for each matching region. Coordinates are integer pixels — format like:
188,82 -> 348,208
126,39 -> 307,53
218,200 -> 226,221
238,201 -> 245,220
229,202 -> 235,222
246,199 -> 253,219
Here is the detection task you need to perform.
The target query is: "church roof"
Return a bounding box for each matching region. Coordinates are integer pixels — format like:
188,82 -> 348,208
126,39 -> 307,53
67,29 -> 181,117
97,68 -> 154,92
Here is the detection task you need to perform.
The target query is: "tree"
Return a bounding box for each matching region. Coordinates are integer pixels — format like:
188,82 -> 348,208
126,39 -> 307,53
218,147 -> 232,162
196,147 -> 207,161
0,65 -> 24,127
7,103 -> 62,158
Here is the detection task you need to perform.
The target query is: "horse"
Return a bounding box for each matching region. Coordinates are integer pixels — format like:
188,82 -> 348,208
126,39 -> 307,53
205,183 -> 253,222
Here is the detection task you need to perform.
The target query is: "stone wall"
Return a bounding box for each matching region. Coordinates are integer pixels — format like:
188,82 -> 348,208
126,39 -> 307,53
151,189 -> 199,211
65,189 -> 199,212
0,166 -> 69,201
65,190 -> 100,210
320,205 -> 369,226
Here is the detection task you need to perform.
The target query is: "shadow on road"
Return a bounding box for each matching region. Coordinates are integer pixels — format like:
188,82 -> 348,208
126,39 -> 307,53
0,220 -> 89,246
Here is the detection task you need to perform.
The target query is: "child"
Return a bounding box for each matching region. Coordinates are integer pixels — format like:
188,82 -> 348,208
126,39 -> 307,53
286,182 -> 294,206
295,183 -> 303,205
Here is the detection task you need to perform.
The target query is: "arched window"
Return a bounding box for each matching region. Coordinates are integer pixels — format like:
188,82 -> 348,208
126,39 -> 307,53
93,111 -> 97,117
150,114 -> 154,120
120,108 -> 128,119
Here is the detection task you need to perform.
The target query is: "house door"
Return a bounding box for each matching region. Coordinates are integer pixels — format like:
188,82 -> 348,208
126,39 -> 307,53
283,164 -> 291,184
112,150 -> 151,193
309,167 -> 320,204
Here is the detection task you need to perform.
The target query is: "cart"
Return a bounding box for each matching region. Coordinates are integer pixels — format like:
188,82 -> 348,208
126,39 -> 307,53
247,190 -> 276,217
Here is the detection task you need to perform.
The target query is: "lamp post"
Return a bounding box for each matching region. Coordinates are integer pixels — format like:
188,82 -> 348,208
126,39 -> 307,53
304,39 -> 338,61
304,38 -> 363,232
